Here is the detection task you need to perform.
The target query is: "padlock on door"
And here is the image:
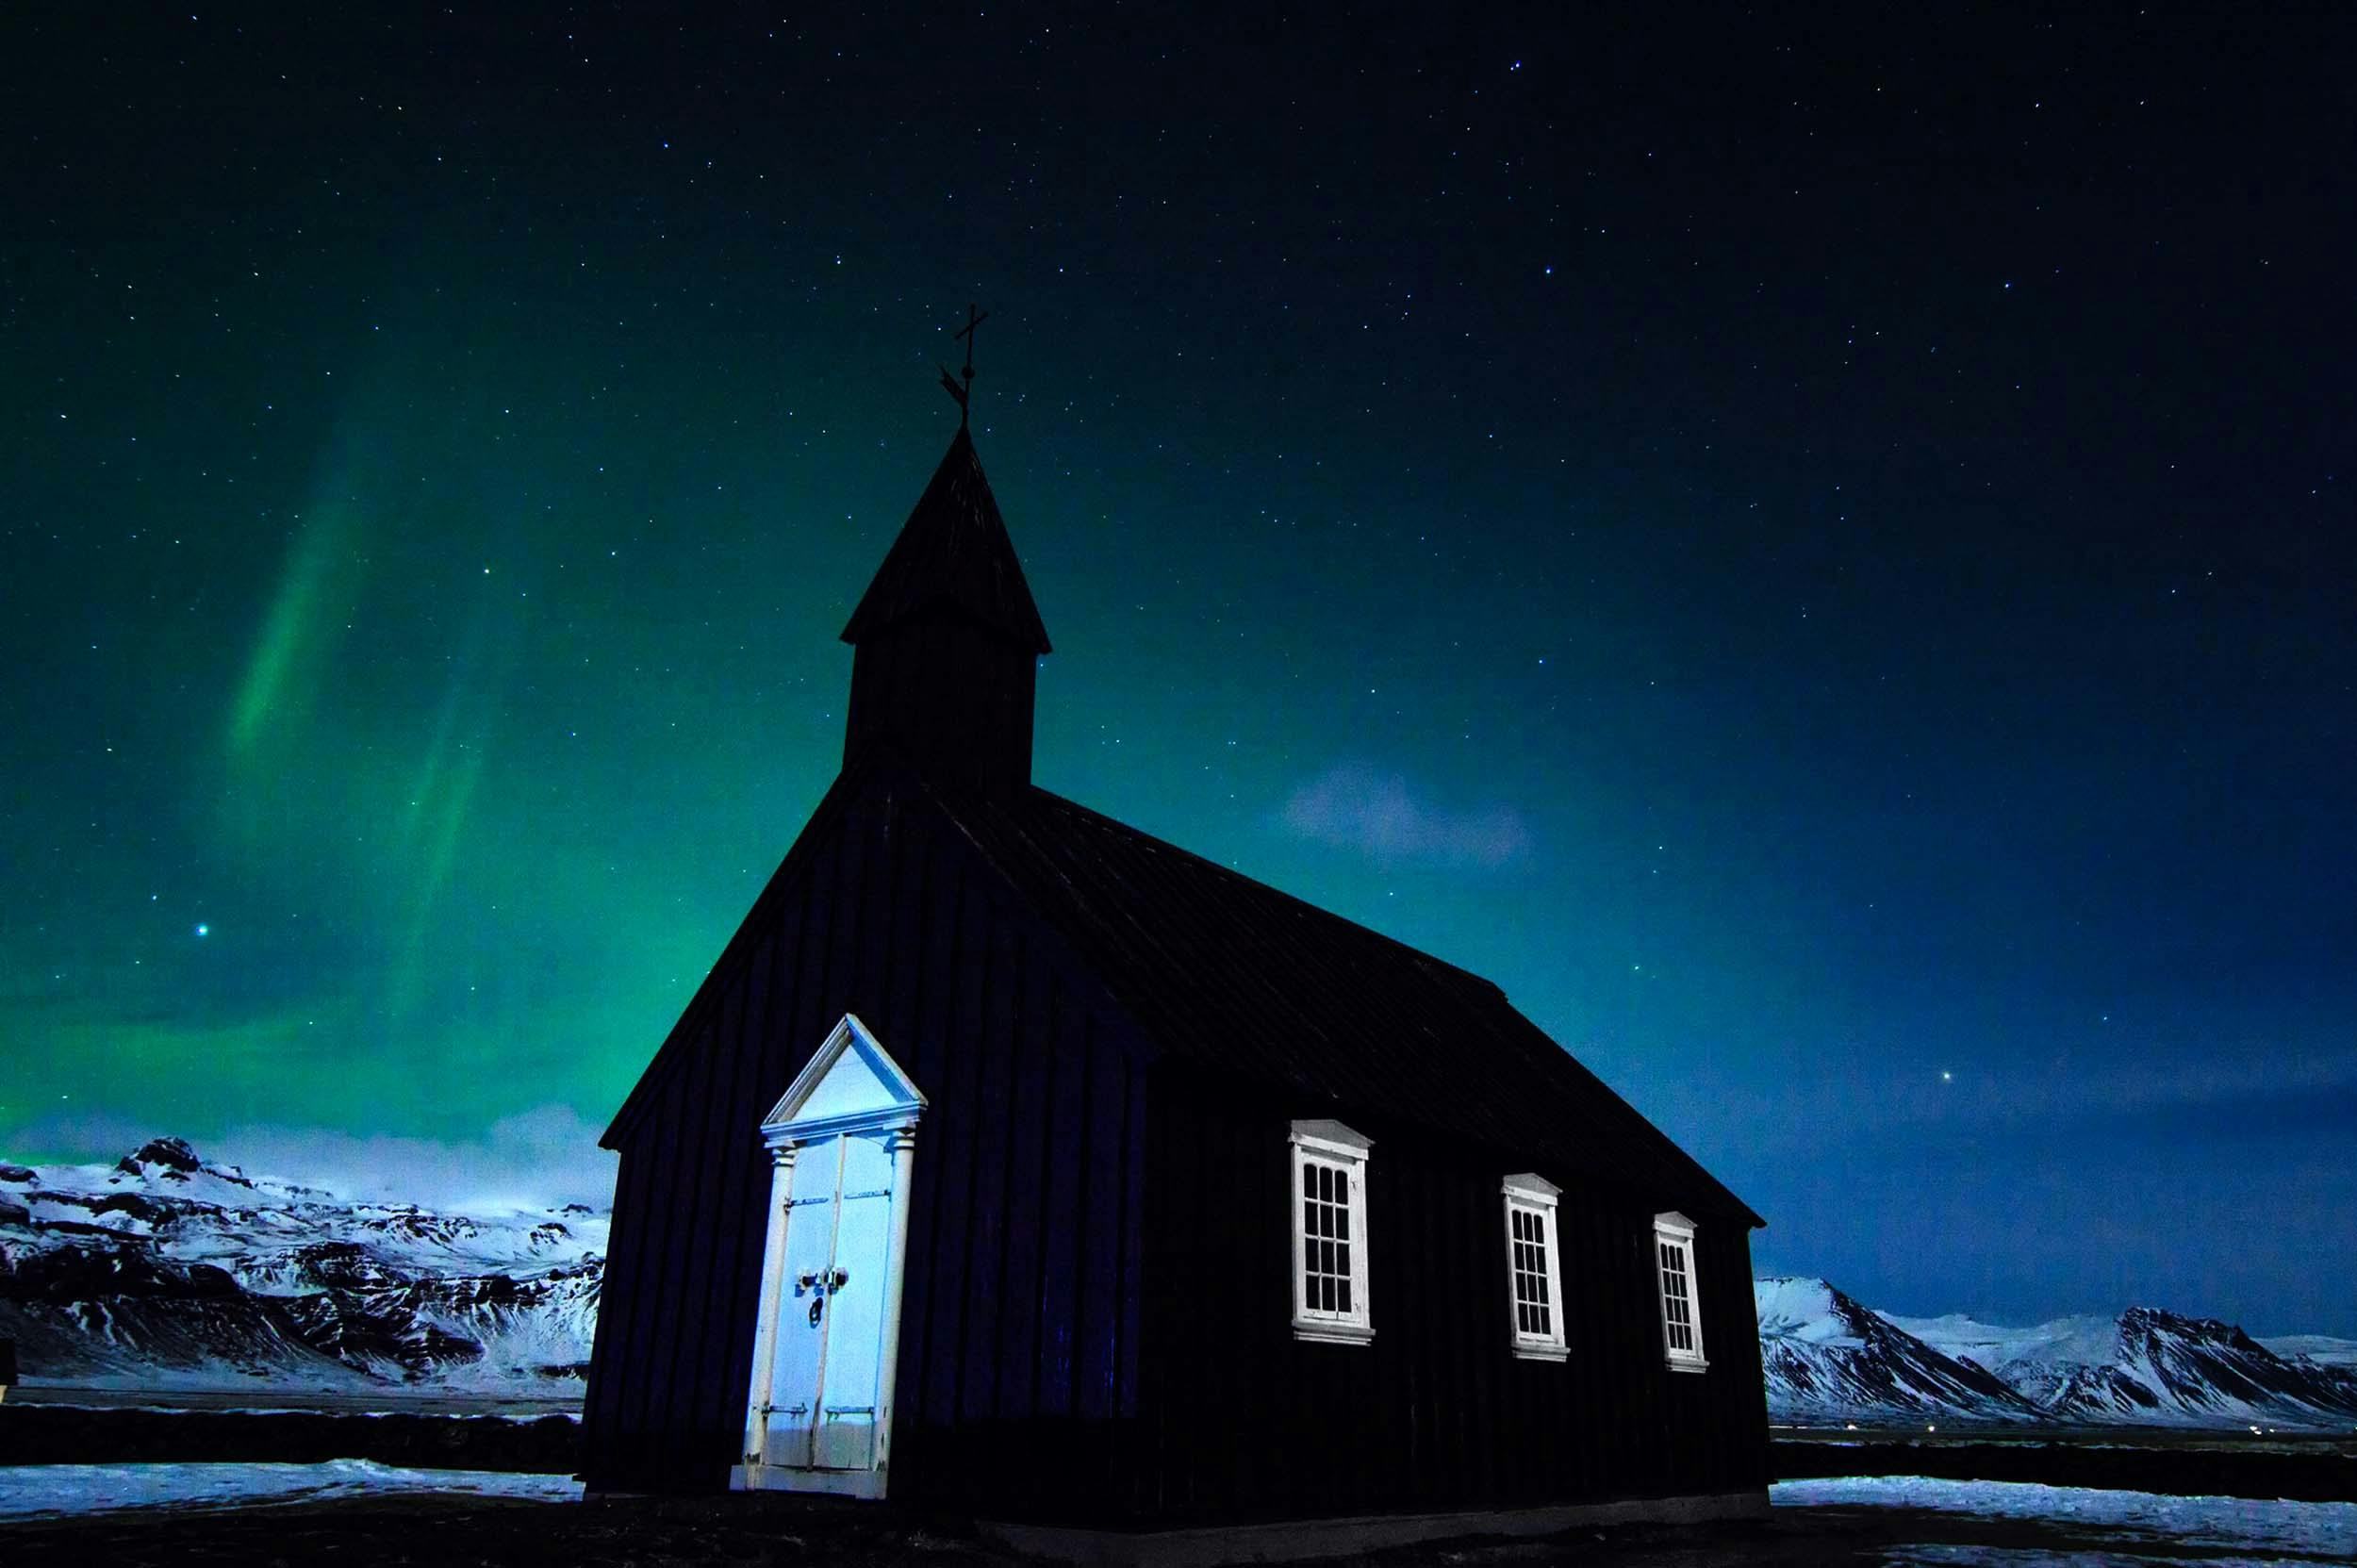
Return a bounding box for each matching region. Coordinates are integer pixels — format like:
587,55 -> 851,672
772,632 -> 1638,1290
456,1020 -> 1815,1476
800,1266 -> 852,1325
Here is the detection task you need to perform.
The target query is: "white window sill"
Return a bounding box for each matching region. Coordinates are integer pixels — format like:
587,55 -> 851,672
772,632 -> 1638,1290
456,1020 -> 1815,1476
1292,1320 -> 1376,1345
1511,1344 -> 1569,1362
1665,1355 -> 1709,1374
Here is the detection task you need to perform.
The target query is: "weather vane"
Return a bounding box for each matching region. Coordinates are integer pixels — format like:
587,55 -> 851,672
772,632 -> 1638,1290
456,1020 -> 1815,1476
938,303 -> 988,430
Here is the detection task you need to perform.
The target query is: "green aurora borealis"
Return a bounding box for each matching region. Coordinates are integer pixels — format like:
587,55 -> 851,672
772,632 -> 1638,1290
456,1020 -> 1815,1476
5,8 -> 2352,1331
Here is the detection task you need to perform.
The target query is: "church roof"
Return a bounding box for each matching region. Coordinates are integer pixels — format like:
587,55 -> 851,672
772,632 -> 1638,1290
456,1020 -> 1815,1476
839,428 -> 1052,653
950,781 -> 1765,1229
604,753 -> 1760,1229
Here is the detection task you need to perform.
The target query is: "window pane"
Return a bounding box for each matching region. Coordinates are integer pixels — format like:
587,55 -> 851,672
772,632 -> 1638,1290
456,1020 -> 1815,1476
1335,1241 -> 1349,1276
1336,1201 -> 1349,1241
1337,1278 -> 1351,1313
1657,1236 -> 1699,1352
1304,1164 -> 1315,1197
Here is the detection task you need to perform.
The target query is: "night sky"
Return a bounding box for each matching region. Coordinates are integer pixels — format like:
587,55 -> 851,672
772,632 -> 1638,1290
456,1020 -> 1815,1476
6,8 -> 2351,1334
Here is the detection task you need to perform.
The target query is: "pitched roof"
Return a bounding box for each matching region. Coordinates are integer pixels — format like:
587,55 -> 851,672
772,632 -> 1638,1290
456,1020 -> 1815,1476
840,428 -> 1052,653
948,781 -> 1766,1229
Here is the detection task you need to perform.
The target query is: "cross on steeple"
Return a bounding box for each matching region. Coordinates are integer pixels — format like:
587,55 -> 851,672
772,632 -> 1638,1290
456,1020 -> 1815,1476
937,303 -> 990,430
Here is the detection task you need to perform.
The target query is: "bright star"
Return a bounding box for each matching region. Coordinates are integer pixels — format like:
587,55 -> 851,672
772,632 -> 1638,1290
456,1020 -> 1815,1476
194,923 -> 209,937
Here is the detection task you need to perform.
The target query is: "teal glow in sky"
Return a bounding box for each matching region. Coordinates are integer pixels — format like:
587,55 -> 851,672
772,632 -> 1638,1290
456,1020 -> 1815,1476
4,8 -> 2351,1333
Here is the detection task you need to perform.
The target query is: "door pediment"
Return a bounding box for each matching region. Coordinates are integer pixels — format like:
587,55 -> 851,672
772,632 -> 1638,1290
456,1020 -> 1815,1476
762,1013 -> 926,1142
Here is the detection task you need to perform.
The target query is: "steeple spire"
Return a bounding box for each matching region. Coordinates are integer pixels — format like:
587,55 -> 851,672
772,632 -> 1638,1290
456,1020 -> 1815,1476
937,304 -> 988,431
839,346 -> 1049,795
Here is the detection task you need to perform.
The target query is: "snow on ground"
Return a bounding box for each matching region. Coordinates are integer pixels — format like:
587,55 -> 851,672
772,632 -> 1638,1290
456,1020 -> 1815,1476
1773,1476 -> 2357,1564
0,1460 -> 580,1520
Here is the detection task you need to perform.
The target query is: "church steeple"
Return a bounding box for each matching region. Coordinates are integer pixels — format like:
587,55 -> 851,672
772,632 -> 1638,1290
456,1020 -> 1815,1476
840,425 -> 1051,795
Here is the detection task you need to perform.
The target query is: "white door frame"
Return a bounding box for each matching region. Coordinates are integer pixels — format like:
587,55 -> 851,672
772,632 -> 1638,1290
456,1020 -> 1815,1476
733,1013 -> 925,1499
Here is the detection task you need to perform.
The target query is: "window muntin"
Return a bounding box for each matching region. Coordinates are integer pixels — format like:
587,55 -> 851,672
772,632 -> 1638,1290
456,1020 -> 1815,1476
1302,1160 -> 1356,1315
1652,1212 -> 1707,1371
1510,1208 -> 1550,1333
1502,1174 -> 1567,1361
1657,1239 -> 1696,1349
1288,1120 -> 1373,1344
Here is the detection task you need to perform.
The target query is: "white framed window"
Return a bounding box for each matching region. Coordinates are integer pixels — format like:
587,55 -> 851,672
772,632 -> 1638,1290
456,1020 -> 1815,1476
1502,1174 -> 1567,1361
1288,1119 -> 1373,1345
1652,1211 -> 1708,1372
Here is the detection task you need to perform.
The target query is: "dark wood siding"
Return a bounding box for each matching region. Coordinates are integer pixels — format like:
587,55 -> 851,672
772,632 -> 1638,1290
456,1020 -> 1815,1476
580,777 -> 1150,1508
1135,1068 -> 1769,1526
584,776 -> 1770,1523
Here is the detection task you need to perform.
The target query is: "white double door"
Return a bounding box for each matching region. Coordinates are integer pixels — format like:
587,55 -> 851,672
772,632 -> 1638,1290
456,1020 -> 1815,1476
763,1131 -> 896,1471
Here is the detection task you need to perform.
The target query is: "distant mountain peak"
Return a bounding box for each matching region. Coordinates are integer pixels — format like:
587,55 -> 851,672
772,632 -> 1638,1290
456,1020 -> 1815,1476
116,1136 -> 204,1178
1865,1292 -> 2357,1429
2118,1304 -> 2264,1353
1754,1277 -> 2040,1421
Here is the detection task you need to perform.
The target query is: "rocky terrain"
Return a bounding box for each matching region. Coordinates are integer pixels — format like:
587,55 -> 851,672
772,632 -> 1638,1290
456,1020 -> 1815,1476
0,1138 -> 599,1393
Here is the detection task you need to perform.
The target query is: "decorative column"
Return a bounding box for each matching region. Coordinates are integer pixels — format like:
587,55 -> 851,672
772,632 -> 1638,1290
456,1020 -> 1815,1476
738,1141 -> 799,1477
871,1124 -> 919,1472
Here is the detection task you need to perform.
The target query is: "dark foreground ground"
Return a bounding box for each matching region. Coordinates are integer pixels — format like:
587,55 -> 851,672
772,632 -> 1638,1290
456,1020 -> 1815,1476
1775,1427 -> 2357,1503
3,1488 -> 2343,1568
7,1404 -> 2353,1503
2,1407 -> 2353,1566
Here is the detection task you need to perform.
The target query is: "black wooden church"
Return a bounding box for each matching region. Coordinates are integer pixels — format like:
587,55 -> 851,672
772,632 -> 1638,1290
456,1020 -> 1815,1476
582,368 -> 1771,1539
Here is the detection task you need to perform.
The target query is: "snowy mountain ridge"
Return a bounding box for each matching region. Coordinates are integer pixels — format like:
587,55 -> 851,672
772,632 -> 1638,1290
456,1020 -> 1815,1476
1759,1275 -> 2357,1429
8,1137 -> 2352,1431
1754,1276 -> 2042,1422
0,1137 -> 601,1393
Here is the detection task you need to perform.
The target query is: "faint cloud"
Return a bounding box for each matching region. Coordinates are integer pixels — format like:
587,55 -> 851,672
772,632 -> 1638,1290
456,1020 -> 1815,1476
7,1104 -> 618,1214
1278,763 -> 1534,869
222,1105 -> 618,1213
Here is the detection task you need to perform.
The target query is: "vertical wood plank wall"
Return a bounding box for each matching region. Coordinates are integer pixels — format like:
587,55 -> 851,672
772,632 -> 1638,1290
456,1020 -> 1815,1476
580,783 -> 1148,1509
583,775 -> 1770,1523
1137,1071 -> 1770,1526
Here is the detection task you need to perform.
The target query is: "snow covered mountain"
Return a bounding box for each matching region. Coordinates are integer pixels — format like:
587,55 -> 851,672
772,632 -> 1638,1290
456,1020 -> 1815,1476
1756,1276 -> 2357,1429
1755,1277 -> 2041,1423
1886,1304 -> 2357,1428
8,1136 -> 2350,1432
0,1137 -> 601,1394
2260,1334 -> 2357,1369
